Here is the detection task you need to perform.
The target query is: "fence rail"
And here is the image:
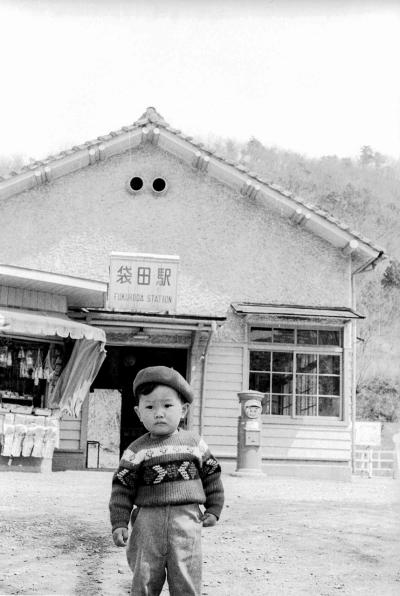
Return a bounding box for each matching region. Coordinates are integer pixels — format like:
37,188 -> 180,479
355,448 -> 397,478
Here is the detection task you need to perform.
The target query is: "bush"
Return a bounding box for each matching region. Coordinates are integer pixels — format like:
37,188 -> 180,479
356,377 -> 400,422
382,260 -> 400,289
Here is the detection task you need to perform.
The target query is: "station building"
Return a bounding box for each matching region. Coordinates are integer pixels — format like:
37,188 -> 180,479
0,107 -> 385,479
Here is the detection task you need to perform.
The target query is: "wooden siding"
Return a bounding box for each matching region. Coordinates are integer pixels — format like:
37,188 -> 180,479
194,340 -> 351,464
59,414 -> 82,450
261,424 -> 351,462
199,343 -> 243,457
0,285 -> 67,313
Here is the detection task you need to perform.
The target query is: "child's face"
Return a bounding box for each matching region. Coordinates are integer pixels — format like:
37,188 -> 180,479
134,385 -> 189,437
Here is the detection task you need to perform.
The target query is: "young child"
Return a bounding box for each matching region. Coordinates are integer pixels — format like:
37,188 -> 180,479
109,365 -> 224,596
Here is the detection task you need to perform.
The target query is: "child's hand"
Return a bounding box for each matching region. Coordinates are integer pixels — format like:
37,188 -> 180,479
112,527 -> 129,547
200,512 -> 217,527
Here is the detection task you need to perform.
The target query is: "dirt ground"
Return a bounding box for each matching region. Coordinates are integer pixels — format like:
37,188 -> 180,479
0,471 -> 399,596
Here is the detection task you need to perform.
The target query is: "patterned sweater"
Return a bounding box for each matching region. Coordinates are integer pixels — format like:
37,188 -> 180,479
109,429 -> 224,531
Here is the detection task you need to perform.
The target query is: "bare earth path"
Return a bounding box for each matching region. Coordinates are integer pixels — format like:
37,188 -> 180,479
0,471 -> 399,595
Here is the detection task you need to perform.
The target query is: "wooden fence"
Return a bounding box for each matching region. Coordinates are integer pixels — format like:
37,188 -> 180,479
355,447 -> 398,478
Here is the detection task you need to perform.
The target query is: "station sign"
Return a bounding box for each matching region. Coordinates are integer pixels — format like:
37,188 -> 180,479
107,252 -> 179,313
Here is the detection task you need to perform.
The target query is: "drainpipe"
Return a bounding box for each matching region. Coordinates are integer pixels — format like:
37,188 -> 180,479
350,251 -> 385,473
199,321 -> 217,436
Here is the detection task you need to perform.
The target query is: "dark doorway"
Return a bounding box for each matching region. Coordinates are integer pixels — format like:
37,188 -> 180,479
92,346 -> 188,456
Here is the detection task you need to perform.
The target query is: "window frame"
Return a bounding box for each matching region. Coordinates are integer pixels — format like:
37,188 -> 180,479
248,324 -> 344,423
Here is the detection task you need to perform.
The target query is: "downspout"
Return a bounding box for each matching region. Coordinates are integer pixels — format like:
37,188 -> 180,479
350,251 -> 385,473
199,321 -> 217,436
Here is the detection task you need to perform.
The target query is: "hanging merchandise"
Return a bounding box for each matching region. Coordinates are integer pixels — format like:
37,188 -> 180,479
0,346 -> 8,368
54,351 -> 63,373
31,424 -> 46,458
21,420 -> 37,457
25,350 -> 34,370
33,349 -> 43,386
11,414 -> 27,457
42,422 -> 58,459
19,358 -> 27,379
1,413 -> 15,456
43,346 -> 54,382
18,347 -> 26,377
1,341 -> 49,412
36,349 -> 43,379
51,349 -> 64,389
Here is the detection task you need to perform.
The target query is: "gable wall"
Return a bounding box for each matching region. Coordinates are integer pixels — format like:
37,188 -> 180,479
0,145 -> 351,316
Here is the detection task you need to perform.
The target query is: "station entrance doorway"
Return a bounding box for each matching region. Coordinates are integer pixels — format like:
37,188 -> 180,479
92,345 -> 188,456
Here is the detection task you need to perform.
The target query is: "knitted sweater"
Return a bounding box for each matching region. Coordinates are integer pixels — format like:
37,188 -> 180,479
109,429 -> 224,531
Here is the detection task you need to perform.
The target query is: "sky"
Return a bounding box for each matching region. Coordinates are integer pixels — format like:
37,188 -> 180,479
0,0 -> 399,163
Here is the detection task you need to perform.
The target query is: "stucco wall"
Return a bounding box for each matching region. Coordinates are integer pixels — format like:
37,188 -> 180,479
0,144 -> 350,315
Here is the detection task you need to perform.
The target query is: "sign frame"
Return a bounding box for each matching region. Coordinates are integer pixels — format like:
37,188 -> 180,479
107,252 -> 179,314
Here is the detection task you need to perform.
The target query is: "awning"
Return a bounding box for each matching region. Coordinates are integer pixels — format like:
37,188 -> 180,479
231,302 -> 364,319
0,307 -> 106,342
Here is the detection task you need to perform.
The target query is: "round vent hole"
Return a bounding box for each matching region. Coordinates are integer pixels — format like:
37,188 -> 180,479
129,176 -> 143,192
152,177 -> 167,193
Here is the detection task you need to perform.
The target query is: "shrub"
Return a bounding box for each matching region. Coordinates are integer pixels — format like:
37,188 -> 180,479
356,377 -> 400,422
381,260 -> 400,289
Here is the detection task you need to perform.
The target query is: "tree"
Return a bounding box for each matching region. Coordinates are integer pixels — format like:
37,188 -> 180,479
356,377 -> 400,421
381,260 -> 400,289
360,145 -> 375,166
360,145 -> 386,168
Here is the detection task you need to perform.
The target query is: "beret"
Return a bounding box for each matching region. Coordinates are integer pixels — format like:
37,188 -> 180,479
133,366 -> 194,404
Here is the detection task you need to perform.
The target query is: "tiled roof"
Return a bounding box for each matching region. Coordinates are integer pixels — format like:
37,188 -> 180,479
0,107 -> 386,259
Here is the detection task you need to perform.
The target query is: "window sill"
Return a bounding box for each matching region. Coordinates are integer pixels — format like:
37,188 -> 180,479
261,415 -> 349,427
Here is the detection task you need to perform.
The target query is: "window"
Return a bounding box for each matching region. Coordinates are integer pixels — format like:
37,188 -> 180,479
249,326 -> 342,418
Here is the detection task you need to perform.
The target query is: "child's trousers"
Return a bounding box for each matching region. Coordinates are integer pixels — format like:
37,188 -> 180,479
126,503 -> 203,596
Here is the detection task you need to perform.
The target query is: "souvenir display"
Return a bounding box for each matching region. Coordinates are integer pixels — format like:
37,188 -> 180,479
0,411 -> 60,459
0,340 -> 64,410
0,339 -> 63,462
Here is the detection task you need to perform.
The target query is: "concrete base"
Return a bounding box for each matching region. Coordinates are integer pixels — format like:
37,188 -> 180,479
52,449 -> 85,471
232,468 -> 266,477
0,456 -> 52,473
219,457 -> 352,482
